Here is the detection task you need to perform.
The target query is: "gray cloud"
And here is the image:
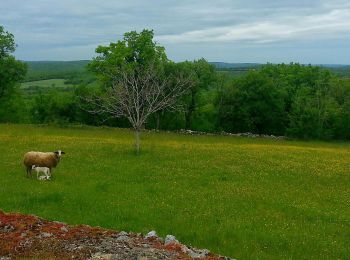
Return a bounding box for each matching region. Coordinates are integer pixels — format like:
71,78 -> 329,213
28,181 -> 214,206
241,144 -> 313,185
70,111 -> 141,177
0,0 -> 349,63
157,9 -> 350,43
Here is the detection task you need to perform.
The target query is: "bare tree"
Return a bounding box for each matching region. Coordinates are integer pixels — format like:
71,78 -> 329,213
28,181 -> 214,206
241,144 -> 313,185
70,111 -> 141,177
84,64 -> 191,154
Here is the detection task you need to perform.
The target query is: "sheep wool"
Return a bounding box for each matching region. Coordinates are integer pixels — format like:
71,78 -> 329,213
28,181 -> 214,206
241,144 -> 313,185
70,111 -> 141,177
23,151 -> 65,178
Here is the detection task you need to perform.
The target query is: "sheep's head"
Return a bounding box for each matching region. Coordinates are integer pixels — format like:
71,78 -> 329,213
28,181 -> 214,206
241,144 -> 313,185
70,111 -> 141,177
31,165 -> 37,170
54,150 -> 65,157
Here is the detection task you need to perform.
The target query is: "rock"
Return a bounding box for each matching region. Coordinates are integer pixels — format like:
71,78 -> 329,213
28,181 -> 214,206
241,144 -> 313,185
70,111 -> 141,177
1,225 -> 15,233
145,230 -> 157,239
117,231 -> 128,236
53,221 -> 66,225
176,129 -> 286,140
164,235 -> 179,245
112,231 -> 130,242
40,232 -> 53,238
116,235 -> 131,242
187,248 -> 210,259
60,226 -> 69,232
180,244 -> 190,254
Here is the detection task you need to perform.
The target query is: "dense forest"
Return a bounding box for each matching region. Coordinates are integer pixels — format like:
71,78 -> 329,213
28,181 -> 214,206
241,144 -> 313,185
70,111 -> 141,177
1,27 -> 350,140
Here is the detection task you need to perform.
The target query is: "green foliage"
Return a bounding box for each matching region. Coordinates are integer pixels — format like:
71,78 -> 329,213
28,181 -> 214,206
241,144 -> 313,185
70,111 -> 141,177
89,29 -> 168,85
1,124 -> 349,259
0,25 -> 27,123
287,87 -> 337,139
260,63 -> 333,111
0,56 -> 27,98
0,26 -> 15,56
191,89 -> 218,132
175,59 -> 217,129
27,84 -> 131,128
217,63 -> 350,139
329,79 -> 350,139
334,99 -> 350,139
218,71 -> 286,135
0,89 -> 28,123
0,26 -> 27,97
31,91 -> 77,124
145,59 -> 218,131
74,84 -> 130,127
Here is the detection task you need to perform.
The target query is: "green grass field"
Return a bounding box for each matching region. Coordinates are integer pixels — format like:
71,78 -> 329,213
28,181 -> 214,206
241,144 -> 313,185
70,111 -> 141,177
0,124 -> 349,259
21,79 -> 73,89
20,79 -> 75,99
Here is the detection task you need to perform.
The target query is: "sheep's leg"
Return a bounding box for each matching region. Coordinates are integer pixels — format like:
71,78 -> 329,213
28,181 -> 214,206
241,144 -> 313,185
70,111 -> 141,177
26,167 -> 31,178
46,169 -> 50,180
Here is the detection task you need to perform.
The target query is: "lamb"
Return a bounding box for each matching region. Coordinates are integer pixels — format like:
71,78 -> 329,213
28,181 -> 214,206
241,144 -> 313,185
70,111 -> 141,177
23,150 -> 65,178
38,175 -> 49,180
32,165 -> 51,180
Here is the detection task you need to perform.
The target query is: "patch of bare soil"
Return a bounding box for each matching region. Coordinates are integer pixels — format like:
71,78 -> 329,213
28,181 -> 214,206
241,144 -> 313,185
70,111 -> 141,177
0,210 -> 233,260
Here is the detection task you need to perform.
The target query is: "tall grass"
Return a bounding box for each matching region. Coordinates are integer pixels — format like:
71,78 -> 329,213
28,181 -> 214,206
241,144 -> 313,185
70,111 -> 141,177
0,124 -> 349,259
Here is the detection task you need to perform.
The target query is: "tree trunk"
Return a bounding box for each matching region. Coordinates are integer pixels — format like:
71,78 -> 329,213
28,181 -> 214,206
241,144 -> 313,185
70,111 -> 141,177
135,129 -> 140,155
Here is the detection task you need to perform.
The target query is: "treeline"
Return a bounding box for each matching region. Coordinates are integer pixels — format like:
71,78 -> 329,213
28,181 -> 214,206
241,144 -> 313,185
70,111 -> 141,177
217,64 -> 350,139
13,62 -> 349,140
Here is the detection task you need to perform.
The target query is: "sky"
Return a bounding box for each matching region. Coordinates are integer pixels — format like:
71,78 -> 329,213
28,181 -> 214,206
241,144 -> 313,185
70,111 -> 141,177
1,0 -> 350,64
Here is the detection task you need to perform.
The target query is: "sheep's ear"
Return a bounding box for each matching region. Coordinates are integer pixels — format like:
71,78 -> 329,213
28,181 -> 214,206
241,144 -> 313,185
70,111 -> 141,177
61,151 -> 66,154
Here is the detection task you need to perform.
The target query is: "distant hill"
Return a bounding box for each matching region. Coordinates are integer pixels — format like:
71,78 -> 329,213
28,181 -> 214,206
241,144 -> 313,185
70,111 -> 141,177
23,60 -> 350,81
209,62 -> 261,69
318,64 -> 350,68
25,60 -> 90,69
210,62 -> 350,77
210,62 -> 350,69
319,64 -> 350,77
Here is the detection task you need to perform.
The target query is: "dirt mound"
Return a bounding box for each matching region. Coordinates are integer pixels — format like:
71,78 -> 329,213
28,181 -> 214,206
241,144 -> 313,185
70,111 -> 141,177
0,210 -> 233,260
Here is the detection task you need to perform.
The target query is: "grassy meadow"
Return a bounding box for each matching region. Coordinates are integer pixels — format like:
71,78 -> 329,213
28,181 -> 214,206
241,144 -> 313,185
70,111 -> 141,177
21,79 -> 75,98
0,124 -> 349,259
21,79 -> 73,89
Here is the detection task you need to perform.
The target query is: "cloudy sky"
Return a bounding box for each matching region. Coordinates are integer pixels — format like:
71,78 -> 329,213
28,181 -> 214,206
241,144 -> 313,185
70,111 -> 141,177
1,0 -> 350,64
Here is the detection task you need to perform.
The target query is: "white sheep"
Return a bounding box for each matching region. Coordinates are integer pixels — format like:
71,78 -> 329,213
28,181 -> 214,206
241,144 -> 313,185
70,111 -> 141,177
32,165 -> 51,180
23,150 -> 65,178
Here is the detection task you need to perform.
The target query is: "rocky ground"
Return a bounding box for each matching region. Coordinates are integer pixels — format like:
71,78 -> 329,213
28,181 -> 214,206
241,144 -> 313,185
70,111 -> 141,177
0,210 -> 233,260
147,129 -> 287,140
